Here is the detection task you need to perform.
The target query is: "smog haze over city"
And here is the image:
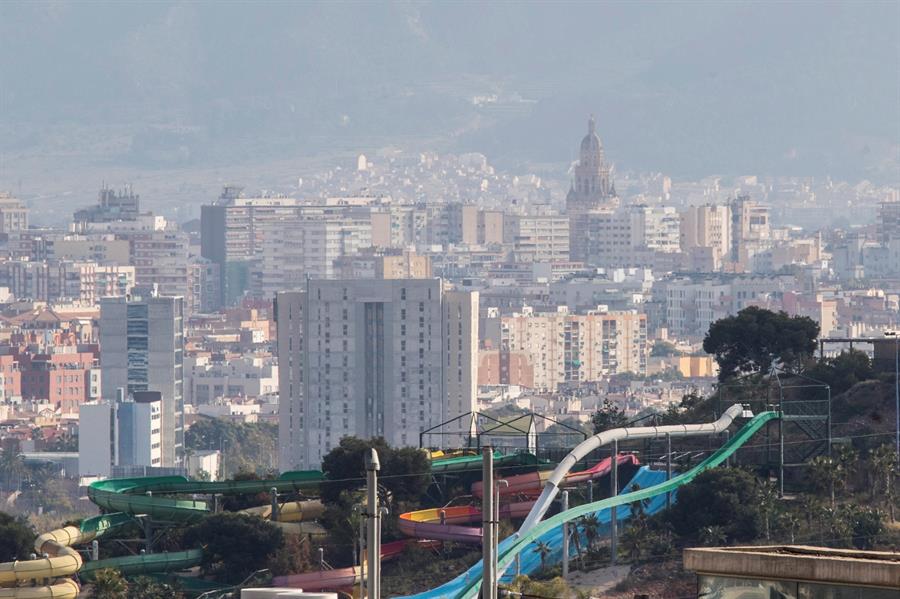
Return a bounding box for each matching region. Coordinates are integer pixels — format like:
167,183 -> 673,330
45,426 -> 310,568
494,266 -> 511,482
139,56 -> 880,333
0,3 -> 899,599
1,1 -> 898,224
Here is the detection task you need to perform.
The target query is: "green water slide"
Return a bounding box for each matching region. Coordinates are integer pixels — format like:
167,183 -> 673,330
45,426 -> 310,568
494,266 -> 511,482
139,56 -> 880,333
430,451 -> 550,474
88,470 -> 324,523
456,410 -> 780,599
79,550 -> 206,580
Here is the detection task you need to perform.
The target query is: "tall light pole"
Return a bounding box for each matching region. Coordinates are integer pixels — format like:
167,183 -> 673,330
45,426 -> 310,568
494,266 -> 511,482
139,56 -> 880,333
482,447 -> 497,599
365,449 -> 381,599
888,331 -> 900,459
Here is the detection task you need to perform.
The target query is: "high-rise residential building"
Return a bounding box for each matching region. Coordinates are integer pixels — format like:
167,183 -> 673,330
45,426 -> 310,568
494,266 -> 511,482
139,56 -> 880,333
504,214 -> 570,263
566,117 -> 618,262
680,204 -> 732,271
730,196 -> 772,269
200,187 -> 300,305
0,192 -> 29,233
73,185 -> 141,223
100,290 -> 184,467
455,205 -> 505,246
257,216 -> 371,297
486,306 -> 647,392
583,205 -> 680,268
276,279 -> 478,470
0,260 -> 135,304
878,200 -> 900,244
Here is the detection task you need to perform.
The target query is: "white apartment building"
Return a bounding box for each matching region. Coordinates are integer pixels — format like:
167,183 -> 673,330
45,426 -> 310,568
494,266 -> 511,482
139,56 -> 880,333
257,215 -> 371,297
184,355 -> 278,405
100,291 -> 184,467
503,214 -> 570,263
276,279 -> 478,470
585,205 -> 680,268
497,306 -> 647,392
78,392 -> 163,478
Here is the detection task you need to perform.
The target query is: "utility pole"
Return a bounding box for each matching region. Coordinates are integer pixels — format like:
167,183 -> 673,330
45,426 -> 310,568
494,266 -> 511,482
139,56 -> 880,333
482,447 -> 497,599
365,449 -> 381,599
665,433 -> 672,509
889,331 -> 900,459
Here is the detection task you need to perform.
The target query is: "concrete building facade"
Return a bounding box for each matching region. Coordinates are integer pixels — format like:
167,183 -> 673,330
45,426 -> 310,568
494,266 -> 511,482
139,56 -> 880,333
100,291 -> 184,467
276,279 -> 478,470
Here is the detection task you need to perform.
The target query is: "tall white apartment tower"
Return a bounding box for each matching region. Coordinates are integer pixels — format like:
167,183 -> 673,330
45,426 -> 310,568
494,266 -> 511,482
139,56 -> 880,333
276,279 -> 478,470
100,290 -> 184,467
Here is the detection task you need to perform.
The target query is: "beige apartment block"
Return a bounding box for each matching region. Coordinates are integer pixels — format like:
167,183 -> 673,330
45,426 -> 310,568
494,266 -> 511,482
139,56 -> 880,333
497,306 -> 647,392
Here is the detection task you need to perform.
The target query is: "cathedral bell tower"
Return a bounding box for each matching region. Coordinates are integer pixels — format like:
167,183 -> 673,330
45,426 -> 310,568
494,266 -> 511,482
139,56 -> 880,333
566,116 -> 618,262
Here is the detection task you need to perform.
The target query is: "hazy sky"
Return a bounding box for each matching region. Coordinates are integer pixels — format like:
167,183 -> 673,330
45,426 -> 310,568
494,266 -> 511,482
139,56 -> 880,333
1,1 -> 898,190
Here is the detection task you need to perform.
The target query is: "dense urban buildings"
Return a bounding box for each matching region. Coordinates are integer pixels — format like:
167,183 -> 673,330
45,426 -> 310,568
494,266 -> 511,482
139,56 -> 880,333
0,112 -> 894,511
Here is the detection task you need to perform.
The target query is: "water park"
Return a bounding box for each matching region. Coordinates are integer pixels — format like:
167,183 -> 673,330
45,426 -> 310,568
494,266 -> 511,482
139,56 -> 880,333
3,367 -> 898,599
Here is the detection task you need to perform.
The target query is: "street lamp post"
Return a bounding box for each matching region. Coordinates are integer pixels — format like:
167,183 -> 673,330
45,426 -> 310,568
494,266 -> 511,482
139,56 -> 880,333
887,331 -> 900,460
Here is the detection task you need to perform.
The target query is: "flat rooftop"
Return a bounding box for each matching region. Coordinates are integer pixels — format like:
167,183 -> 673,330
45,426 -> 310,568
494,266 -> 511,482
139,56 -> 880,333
684,545 -> 900,590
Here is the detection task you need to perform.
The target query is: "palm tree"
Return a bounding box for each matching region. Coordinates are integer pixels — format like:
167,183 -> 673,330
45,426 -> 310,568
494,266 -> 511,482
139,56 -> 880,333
870,444 -> 897,522
808,456 -> 843,508
777,511 -> 800,543
797,494 -> 821,529
0,449 -> 24,493
699,525 -> 727,547
754,478 -> 779,541
577,514 -> 601,552
834,444 -> 859,494
532,540 -> 552,573
90,568 -> 129,599
619,522 -> 648,562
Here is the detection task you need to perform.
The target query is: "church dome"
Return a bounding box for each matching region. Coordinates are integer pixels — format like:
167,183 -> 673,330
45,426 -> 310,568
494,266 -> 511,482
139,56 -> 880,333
580,116 -> 603,156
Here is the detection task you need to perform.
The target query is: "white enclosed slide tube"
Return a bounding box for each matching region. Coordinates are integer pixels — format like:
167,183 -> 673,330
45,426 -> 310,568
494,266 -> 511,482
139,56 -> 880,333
518,403 -> 748,534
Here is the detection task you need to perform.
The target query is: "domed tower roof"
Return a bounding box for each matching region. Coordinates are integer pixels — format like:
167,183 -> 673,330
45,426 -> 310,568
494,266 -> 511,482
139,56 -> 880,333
580,115 -> 603,156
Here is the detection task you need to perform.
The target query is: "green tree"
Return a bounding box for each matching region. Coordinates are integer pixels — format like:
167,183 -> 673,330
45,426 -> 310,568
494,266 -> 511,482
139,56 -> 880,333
807,456 -> 844,508
185,418 -> 277,477
129,576 -> 180,599
754,478 -> 779,541
182,513 -> 284,583
619,520 -> 650,562
0,511 -> 35,560
698,525 -> 727,547
650,340 -> 679,357
844,505 -> 884,550
531,540 -> 552,573
665,468 -> 761,542
320,437 -> 430,505
869,444 -> 897,522
577,514 -> 601,551
90,568 -> 129,599
702,307 -> 819,380
777,510 -> 800,543
0,446 -> 24,492
591,398 -> 628,434
806,350 -> 875,394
